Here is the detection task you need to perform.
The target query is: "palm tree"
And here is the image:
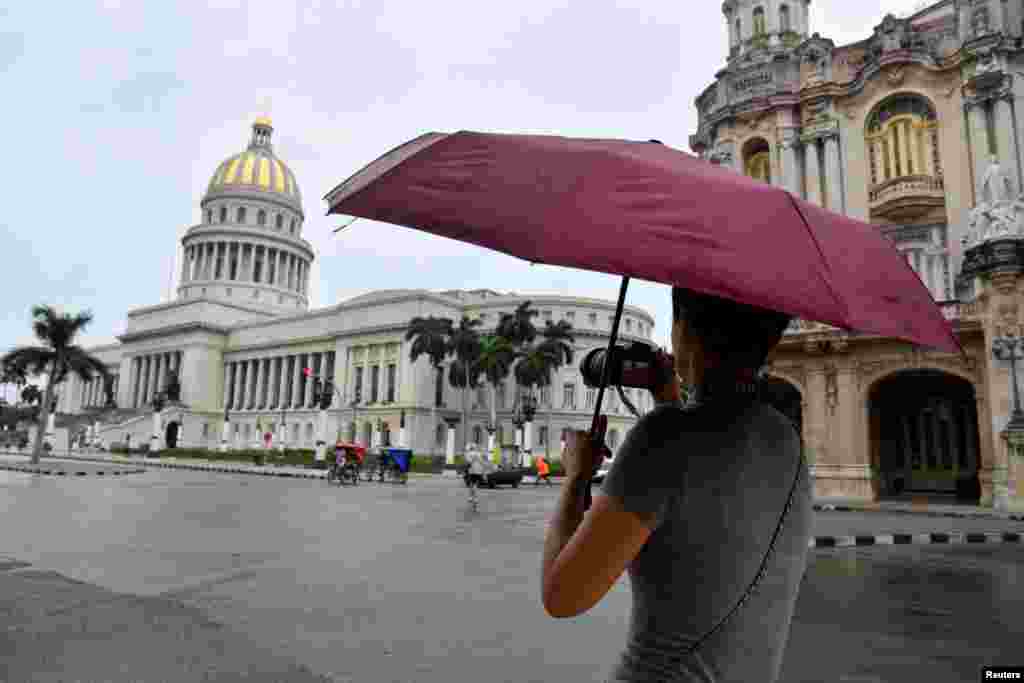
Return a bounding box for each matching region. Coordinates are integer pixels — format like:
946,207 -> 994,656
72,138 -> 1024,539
405,315 -> 454,456
473,334 -> 518,456
20,384 -> 42,407
446,316 -> 483,455
1,306 -> 111,463
536,319 -> 575,460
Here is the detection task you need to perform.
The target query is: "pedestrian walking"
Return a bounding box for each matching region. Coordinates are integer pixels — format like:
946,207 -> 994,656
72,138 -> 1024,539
534,454 -> 552,486
540,287 -> 813,682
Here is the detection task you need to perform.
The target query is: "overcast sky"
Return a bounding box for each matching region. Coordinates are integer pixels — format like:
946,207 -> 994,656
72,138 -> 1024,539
1,0 -> 926,393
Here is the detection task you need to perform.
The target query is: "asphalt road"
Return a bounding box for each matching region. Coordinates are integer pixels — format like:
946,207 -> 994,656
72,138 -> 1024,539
1,468 -> 1021,682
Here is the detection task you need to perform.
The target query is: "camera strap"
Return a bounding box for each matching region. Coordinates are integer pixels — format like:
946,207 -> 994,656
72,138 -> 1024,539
682,448 -> 804,655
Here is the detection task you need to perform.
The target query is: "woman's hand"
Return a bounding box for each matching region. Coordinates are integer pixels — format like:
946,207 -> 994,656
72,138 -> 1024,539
564,415 -> 608,483
649,349 -> 681,404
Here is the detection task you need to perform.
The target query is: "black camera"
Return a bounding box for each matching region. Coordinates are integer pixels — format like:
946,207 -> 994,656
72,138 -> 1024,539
580,342 -> 668,390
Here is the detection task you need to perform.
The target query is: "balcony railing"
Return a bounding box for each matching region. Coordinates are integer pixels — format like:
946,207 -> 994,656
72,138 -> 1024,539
783,300 -> 973,338
869,175 -> 945,219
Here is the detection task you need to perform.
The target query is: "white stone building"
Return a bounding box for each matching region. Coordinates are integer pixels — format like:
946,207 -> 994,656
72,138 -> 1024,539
58,119 -> 656,458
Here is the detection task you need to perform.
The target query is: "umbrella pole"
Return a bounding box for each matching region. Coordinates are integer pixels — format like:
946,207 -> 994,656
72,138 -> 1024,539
584,275 -> 630,510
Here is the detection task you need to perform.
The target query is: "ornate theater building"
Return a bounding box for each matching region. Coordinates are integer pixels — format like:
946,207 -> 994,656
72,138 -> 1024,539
690,0 -> 1024,510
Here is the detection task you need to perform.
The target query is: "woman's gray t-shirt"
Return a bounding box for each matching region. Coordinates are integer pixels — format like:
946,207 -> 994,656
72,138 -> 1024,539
601,399 -> 813,682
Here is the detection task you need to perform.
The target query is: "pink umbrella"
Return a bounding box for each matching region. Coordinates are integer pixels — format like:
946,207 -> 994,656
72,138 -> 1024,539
325,130 -> 963,499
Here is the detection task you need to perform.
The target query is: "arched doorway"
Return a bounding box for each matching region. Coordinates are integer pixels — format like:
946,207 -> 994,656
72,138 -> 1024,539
165,421 -> 180,449
869,369 -> 980,501
743,137 -> 772,184
762,376 -> 803,441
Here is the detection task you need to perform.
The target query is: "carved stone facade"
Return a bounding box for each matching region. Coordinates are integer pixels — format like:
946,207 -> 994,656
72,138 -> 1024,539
694,1 -> 1024,511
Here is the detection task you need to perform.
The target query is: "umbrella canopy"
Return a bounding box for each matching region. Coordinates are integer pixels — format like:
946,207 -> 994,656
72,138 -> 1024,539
325,130 -> 961,355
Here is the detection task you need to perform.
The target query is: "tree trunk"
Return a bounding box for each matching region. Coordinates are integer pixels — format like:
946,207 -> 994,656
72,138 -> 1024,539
31,363 -> 57,464
461,358 -> 469,456
432,363 -> 440,458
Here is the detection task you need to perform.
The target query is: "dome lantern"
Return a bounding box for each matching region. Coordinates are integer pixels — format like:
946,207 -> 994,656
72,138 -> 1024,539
203,118 -> 302,210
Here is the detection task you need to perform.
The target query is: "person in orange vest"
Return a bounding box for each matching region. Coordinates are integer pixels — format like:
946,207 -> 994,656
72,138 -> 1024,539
534,453 -> 552,486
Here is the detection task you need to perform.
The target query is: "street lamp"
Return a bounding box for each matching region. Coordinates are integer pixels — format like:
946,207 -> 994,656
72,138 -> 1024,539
521,391 -> 538,467
150,391 -> 166,454
992,332 -> 1024,510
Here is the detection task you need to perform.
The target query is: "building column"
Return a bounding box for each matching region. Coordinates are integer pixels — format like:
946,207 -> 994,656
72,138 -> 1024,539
824,135 -> 844,214
303,354 -> 315,408
781,140 -> 800,194
804,139 -> 822,205
222,364 -> 231,411
278,251 -> 287,287
233,361 -> 244,411
995,96 -> 1021,195
139,356 -> 151,406
289,356 -> 300,409
275,357 -> 287,409
968,104 -> 991,204
257,357 -> 269,409
155,354 -> 166,395
246,244 -> 256,282
242,360 -> 254,409
130,358 -> 139,408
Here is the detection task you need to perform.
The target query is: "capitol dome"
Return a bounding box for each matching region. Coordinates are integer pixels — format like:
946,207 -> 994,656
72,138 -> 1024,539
203,118 -> 302,210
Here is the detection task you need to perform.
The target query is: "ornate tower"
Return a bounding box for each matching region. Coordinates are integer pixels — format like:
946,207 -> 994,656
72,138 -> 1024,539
722,0 -> 811,59
178,118 -> 316,313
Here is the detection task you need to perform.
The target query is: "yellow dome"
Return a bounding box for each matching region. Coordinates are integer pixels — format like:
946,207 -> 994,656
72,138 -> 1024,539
204,120 -> 301,207
254,116 -> 273,128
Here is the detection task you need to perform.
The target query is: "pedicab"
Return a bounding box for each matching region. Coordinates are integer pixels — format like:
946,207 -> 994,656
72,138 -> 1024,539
327,442 -> 365,486
381,447 -> 412,485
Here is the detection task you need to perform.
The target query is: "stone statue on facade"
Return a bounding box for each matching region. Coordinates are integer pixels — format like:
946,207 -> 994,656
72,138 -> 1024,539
981,155 -> 1014,205
962,156 -> 1024,248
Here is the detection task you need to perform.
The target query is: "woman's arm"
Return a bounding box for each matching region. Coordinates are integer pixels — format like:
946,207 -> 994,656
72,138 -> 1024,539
541,422 -> 658,619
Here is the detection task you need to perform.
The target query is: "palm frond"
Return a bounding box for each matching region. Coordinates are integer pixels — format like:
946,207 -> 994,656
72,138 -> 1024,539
2,347 -> 56,377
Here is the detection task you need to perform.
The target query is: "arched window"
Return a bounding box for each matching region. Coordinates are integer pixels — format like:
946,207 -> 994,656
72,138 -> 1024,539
753,7 -> 766,36
779,4 -> 791,32
865,95 -> 940,187
276,214 -> 283,229
219,206 -> 227,223
736,18 -> 742,42
206,209 -> 213,224
290,219 -> 297,234
305,422 -> 314,443
258,209 -> 266,226
608,429 -> 619,450
362,422 -> 372,446
538,426 -> 548,445
743,138 -> 772,184
473,425 -> 482,445
237,207 -> 247,223
435,423 -> 446,447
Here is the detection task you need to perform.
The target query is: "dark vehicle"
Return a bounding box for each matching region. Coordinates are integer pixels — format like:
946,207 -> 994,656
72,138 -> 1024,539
459,463 -> 527,489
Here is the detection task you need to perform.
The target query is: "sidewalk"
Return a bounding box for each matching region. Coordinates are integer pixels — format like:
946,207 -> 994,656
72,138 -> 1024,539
0,450 -> 436,480
813,500 -> 1024,522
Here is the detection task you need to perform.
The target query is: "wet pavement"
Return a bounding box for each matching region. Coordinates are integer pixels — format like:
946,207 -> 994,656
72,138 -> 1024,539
0,468 -> 1021,682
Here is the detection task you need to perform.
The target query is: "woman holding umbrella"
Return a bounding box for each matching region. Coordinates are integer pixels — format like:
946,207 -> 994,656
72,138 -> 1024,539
541,287 -> 812,682
325,127 -> 961,682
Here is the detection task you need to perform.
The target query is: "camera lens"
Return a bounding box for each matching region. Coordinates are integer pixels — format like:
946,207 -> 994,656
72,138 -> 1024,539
581,348 -> 611,388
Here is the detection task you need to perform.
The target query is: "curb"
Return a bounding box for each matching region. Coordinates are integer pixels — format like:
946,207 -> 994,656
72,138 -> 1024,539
814,503 -> 1024,522
0,452 -> 436,481
809,531 -> 1022,549
0,463 -> 146,477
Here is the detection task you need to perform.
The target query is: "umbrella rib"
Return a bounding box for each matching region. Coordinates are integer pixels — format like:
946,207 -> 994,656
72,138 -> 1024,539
783,192 -> 849,326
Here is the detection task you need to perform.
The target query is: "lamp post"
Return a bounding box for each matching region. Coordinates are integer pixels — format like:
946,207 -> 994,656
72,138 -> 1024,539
993,332 -> 1024,510
521,391 -> 538,468
511,402 -> 525,470
151,391 -> 166,454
